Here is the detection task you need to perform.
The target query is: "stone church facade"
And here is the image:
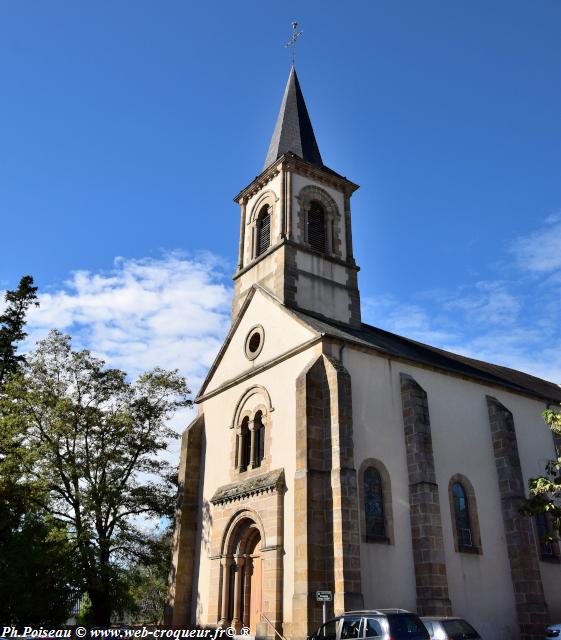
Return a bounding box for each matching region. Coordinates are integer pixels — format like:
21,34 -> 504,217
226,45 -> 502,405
167,68 -> 561,640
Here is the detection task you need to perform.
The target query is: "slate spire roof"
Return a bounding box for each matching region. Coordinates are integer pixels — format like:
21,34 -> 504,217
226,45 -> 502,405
263,66 -> 323,171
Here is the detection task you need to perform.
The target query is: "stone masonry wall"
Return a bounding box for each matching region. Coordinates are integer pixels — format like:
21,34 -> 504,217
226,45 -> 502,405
486,396 -> 549,640
167,414 -> 204,626
400,374 -> 452,616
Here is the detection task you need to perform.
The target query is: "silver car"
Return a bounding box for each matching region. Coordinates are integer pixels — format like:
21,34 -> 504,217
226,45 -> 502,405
310,609 -> 430,640
421,617 -> 481,640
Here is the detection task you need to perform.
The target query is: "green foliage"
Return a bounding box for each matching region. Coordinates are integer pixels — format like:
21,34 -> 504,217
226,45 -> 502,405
0,510 -> 78,625
0,329 -> 191,625
125,530 -> 172,624
0,275 -> 38,385
0,275 -> 78,625
520,407 -> 561,540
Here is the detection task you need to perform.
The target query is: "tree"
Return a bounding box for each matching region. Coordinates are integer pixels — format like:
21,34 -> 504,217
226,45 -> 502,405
1,329 -> 191,625
0,275 -> 38,385
520,407 -> 561,541
119,530 -> 173,625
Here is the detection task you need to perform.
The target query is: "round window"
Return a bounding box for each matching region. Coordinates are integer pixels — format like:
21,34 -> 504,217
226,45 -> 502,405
244,325 -> 264,360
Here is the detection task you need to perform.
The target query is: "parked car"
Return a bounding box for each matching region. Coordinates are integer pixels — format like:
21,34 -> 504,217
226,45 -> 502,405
546,624 -> 561,639
309,609 -> 430,640
421,617 -> 481,640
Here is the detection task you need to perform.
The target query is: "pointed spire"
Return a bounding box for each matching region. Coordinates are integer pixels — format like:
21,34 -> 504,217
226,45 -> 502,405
263,66 -> 323,170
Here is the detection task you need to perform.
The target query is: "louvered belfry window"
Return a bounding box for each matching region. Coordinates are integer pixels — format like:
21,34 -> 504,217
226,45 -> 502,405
307,202 -> 326,253
256,206 -> 271,257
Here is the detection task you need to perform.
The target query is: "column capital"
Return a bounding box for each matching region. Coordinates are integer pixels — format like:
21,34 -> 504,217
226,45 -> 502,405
233,555 -> 245,568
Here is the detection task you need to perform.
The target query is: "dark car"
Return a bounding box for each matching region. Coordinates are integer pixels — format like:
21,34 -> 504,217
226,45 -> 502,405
310,609 -> 430,640
421,617 -> 481,640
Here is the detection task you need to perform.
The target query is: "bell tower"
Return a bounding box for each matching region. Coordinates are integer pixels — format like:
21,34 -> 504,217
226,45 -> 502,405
232,67 -> 361,327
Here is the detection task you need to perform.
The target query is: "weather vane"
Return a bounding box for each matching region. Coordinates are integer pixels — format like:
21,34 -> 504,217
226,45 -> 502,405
285,21 -> 303,66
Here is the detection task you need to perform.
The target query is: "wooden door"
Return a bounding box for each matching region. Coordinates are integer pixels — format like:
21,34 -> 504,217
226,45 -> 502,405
249,555 -> 262,633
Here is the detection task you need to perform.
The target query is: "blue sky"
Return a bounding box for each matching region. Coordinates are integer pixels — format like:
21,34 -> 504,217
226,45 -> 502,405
1,1 -> 561,399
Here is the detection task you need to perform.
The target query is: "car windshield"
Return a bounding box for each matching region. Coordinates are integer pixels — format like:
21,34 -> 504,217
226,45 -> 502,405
441,620 -> 479,639
387,614 -> 430,640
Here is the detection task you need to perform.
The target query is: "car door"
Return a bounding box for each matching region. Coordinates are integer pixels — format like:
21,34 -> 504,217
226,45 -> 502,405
314,618 -> 340,640
364,618 -> 384,639
339,616 -> 363,640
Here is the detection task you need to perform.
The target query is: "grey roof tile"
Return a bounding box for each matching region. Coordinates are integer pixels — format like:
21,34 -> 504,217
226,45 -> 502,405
288,307 -> 561,403
263,66 -> 323,170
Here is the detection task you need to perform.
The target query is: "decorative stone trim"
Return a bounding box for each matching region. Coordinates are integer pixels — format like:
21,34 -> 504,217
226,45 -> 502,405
233,153 -> 359,204
296,184 -> 342,257
357,458 -> 395,545
208,485 -> 285,634
400,373 -> 452,617
244,325 -> 265,361
447,474 -> 482,554
211,469 -> 285,506
230,385 -> 274,429
486,396 -> 549,640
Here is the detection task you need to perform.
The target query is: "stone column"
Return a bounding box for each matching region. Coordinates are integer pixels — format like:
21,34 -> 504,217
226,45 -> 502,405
280,168 -> 287,240
242,557 -> 252,627
400,374 -> 452,616
486,397 -> 549,640
248,420 -> 257,469
218,557 -> 233,627
344,194 -> 355,265
231,556 -> 245,631
237,199 -> 247,270
286,169 -> 293,239
236,429 -> 244,471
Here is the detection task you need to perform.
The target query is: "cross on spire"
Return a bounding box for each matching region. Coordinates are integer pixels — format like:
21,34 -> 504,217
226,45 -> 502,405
285,21 -> 303,66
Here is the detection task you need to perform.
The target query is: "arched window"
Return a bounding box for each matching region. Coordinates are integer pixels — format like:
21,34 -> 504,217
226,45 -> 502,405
253,411 -> 265,468
256,205 -> 271,257
307,201 -> 326,254
535,513 -> 556,559
364,467 -> 386,541
452,482 -> 473,548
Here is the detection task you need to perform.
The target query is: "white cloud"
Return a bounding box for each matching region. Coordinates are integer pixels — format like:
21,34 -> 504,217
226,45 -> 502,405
441,281 -> 521,326
511,213 -> 561,273
17,252 -> 234,457
26,252 -> 232,388
363,212 -> 561,385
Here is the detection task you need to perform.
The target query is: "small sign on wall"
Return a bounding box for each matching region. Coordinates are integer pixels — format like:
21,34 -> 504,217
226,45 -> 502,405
316,590 -> 332,602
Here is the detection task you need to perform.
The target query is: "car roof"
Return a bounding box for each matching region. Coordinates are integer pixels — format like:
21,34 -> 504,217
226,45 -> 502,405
345,609 -> 412,615
421,617 -> 465,621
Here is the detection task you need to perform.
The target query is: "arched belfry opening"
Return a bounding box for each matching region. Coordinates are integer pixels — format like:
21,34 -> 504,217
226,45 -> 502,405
218,515 -> 264,633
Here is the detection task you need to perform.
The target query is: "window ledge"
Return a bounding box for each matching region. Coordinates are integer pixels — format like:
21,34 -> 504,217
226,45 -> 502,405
365,535 -> 391,545
540,554 -> 560,564
458,545 -> 481,555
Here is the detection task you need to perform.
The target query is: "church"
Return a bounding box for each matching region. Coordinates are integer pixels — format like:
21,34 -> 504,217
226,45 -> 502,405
167,67 -> 561,640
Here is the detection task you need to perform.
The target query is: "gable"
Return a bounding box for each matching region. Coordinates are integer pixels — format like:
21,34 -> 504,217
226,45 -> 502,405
199,287 -> 318,398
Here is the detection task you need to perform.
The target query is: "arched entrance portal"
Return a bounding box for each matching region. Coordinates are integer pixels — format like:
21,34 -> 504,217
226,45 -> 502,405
219,517 -> 263,633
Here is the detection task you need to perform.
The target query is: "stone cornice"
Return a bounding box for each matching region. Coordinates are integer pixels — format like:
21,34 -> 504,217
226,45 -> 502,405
233,153 -> 359,203
210,468 -> 286,506
232,238 -> 359,282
